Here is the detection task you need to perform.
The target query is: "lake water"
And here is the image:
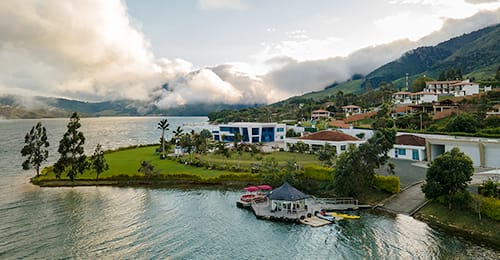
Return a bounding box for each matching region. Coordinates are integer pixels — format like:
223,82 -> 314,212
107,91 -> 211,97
0,117 -> 498,259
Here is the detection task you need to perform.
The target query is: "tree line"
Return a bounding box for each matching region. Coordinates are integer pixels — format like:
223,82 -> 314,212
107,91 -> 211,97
21,112 -> 108,181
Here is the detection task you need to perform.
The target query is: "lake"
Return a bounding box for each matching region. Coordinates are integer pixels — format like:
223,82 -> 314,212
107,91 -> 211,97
0,117 -> 498,259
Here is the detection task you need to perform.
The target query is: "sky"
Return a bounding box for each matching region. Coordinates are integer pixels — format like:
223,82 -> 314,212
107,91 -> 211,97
0,0 -> 499,108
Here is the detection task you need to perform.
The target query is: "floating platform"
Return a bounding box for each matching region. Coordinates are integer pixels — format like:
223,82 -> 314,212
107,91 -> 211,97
299,216 -> 332,227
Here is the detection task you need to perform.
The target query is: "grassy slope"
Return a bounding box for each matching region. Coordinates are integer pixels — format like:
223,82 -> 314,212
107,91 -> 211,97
415,201 -> 500,248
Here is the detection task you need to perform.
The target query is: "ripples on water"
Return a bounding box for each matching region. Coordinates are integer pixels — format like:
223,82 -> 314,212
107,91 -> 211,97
0,117 -> 499,259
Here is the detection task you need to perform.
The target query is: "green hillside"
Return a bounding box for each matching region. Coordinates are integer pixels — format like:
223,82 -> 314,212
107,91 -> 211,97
362,23 -> 500,89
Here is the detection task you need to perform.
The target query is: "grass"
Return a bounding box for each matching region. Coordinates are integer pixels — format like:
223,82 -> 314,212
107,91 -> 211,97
415,201 -> 500,248
36,146 -> 238,182
188,151 -> 319,169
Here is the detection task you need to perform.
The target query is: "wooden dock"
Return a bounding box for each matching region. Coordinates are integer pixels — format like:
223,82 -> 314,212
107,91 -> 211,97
299,216 -> 332,227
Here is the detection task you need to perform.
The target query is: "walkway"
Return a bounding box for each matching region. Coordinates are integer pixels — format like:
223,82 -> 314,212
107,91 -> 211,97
377,181 -> 426,215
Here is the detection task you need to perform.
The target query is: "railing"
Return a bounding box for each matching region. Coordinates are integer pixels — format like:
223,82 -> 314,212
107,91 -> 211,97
312,197 -> 358,206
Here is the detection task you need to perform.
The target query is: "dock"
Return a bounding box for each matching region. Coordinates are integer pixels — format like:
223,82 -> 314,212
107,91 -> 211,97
299,216 -> 332,227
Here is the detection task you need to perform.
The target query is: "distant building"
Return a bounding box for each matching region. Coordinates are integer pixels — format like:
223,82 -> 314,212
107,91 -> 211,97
411,92 -> 438,104
311,109 -> 331,120
392,91 -> 412,104
342,105 -> 362,117
285,130 -> 363,155
424,80 -> 480,96
212,122 -> 286,143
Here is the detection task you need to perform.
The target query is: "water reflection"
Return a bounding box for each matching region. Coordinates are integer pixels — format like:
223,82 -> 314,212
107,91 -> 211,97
0,117 -> 499,258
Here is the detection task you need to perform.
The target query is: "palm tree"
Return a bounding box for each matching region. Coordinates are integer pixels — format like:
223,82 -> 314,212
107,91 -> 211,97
173,126 -> 184,145
158,119 -> 170,159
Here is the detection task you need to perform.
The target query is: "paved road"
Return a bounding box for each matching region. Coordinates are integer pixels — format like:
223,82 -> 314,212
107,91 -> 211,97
375,159 -> 427,188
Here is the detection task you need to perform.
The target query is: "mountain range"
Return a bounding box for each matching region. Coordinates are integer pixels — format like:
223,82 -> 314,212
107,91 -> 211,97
1,24 -> 499,119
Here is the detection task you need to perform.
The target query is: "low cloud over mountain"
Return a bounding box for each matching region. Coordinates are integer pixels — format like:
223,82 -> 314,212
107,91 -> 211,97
0,1 -> 498,109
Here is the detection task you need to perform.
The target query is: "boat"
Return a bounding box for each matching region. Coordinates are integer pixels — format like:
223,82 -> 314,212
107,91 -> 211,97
315,210 -> 343,222
329,212 -> 361,220
236,185 -> 271,208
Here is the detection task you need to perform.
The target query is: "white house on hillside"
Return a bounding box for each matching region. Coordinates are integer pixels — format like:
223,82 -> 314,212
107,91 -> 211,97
388,134 -> 426,161
424,80 -> 480,97
411,92 -> 438,104
342,105 -> 362,117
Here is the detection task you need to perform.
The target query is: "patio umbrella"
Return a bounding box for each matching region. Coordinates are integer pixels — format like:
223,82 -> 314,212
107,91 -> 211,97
244,186 -> 259,192
257,185 -> 272,191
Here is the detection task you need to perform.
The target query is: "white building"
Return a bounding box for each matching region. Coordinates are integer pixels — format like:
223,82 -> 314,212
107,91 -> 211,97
388,134 -> 426,161
424,80 -> 479,97
342,105 -> 362,117
411,92 -> 438,104
311,110 -> 331,120
426,135 -> 500,168
392,91 -> 412,104
212,122 -> 286,143
285,130 -> 364,155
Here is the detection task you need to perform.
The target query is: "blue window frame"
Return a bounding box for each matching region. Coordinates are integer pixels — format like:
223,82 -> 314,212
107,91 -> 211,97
398,148 -> 406,156
252,128 -> 259,135
412,149 -> 419,160
277,127 -> 284,132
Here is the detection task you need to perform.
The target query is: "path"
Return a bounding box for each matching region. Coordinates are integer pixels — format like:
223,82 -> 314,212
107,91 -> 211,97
377,182 -> 426,215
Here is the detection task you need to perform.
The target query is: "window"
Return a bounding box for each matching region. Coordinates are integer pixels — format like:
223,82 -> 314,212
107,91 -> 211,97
277,127 -> 284,132
340,145 -> 346,151
398,148 -> 406,156
252,128 -> 259,135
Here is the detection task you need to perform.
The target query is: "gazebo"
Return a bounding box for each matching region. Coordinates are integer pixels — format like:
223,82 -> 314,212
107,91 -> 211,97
268,182 -> 309,213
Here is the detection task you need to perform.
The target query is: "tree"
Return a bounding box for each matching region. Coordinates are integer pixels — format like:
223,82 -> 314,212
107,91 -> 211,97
317,143 -> 336,167
438,70 -> 446,81
138,161 -> 158,181
411,76 -> 433,92
21,122 -> 50,176
496,65 -> 500,81
445,114 -> 479,133
158,119 -> 170,159
90,143 -> 108,181
422,147 -> 474,209
333,128 -> 396,197
54,112 -> 88,181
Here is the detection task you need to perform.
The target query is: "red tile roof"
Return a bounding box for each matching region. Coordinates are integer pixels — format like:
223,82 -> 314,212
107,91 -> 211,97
300,130 -> 359,141
396,134 -> 425,146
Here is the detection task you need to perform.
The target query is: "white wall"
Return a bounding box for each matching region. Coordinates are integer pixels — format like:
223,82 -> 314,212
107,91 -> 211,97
484,143 -> 500,168
445,143 -> 481,167
389,145 -> 426,161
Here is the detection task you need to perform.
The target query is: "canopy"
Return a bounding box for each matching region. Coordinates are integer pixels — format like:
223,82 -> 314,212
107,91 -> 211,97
244,186 -> 259,192
257,185 -> 272,191
268,182 -> 308,201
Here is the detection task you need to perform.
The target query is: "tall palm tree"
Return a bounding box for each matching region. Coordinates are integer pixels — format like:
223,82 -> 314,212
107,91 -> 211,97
158,119 -> 170,159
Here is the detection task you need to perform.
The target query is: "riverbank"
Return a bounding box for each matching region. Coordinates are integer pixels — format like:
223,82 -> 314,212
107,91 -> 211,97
414,201 -> 500,249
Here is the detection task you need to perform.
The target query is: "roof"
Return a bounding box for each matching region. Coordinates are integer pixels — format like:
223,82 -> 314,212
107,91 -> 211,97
342,105 -> 361,109
396,134 -> 426,146
412,92 -> 436,95
268,182 -> 308,201
393,91 -> 411,95
300,130 -> 359,141
311,109 -> 330,113
450,82 -> 478,86
426,80 -> 461,84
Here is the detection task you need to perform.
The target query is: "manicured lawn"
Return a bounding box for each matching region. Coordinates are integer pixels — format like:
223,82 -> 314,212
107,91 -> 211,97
189,151 -> 320,169
37,146 -> 236,181
36,147 -> 322,181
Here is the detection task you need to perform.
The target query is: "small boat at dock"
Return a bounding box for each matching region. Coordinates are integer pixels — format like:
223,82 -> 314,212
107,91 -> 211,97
315,210 -> 343,222
328,212 -> 361,220
236,185 -> 272,208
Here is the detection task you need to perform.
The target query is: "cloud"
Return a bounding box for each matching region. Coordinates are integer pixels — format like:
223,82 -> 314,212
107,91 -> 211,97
0,1 -> 498,109
198,0 -> 246,10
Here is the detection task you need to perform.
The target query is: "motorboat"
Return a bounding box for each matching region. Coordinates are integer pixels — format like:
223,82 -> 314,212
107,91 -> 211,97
315,210 -> 343,222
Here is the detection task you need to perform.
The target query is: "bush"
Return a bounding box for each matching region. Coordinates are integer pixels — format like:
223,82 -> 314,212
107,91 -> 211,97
302,165 -> 333,181
474,195 -> 500,221
374,175 -> 400,194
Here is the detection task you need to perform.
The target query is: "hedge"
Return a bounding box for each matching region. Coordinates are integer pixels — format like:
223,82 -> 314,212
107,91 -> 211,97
302,165 -> 333,181
374,175 -> 400,194
474,195 -> 500,221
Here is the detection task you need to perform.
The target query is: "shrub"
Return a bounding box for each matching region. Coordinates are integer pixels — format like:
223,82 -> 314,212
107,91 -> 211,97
374,175 -> 400,194
473,195 -> 500,221
302,165 -> 333,181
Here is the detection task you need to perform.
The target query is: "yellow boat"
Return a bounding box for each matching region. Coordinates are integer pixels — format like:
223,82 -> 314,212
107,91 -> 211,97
329,212 -> 360,220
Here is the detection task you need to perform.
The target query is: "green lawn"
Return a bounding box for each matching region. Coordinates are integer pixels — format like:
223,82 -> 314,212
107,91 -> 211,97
37,146 -> 236,181
36,147 -> 321,181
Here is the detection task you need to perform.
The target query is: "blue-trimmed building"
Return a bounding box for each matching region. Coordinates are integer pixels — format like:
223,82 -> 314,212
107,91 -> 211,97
212,122 -> 287,143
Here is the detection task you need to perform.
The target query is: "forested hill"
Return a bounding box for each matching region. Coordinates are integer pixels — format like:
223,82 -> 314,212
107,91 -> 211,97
362,23 -> 500,90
